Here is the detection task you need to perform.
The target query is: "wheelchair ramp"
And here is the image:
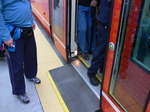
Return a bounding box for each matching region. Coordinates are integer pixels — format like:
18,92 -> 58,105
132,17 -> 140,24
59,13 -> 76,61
49,64 -> 99,112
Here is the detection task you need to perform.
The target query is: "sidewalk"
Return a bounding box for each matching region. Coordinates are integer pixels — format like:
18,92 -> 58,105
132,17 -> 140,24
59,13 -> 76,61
0,56 -> 43,112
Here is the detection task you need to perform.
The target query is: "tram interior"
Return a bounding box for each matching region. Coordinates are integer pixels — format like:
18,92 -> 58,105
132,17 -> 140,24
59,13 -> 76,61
53,0 -> 103,110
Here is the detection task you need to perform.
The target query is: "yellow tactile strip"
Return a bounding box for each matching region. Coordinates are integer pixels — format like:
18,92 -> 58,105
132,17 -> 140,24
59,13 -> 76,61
46,71 -> 69,112
34,24 -> 66,112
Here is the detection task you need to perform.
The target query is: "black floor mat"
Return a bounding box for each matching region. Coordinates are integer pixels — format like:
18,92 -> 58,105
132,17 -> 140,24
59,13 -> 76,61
49,64 -> 100,112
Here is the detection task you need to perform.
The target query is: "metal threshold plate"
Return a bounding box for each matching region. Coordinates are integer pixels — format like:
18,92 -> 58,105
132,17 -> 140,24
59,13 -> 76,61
49,64 -> 99,112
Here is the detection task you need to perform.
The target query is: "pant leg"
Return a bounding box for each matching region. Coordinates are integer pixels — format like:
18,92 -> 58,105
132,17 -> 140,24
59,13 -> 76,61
91,19 -> 97,51
24,33 -> 37,79
88,23 -> 109,77
78,5 -> 88,54
89,7 -> 97,52
86,6 -> 93,52
5,38 -> 26,95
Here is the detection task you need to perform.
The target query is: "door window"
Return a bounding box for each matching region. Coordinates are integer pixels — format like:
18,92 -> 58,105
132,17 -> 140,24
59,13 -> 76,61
132,1 -> 150,73
54,0 -> 65,40
109,0 -> 150,112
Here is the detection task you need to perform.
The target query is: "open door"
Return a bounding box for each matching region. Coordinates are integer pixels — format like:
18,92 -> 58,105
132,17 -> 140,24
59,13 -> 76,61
101,0 -> 150,112
51,0 -> 77,61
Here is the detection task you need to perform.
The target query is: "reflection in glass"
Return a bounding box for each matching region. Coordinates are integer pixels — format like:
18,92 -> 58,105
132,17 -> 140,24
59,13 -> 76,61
133,1 -> 150,70
54,0 -> 65,40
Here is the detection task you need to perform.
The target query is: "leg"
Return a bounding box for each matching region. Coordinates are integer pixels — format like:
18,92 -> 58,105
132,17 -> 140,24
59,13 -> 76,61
86,6 -> 93,52
5,38 -> 26,95
78,5 -> 88,54
91,19 -> 97,52
24,33 -> 37,79
88,23 -> 109,77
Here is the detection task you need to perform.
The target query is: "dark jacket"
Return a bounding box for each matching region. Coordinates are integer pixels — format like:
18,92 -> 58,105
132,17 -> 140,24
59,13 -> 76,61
78,0 -> 92,6
78,0 -> 100,7
97,0 -> 112,26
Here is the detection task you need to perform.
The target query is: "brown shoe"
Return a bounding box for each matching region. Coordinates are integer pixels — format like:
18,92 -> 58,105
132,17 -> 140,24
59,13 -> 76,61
81,53 -> 90,60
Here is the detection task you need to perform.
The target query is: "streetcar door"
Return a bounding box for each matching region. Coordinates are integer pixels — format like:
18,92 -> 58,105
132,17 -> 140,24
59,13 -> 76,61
51,0 -> 77,61
101,0 -> 150,112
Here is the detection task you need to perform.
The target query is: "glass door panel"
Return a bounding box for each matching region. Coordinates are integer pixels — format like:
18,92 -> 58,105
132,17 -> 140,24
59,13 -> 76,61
109,0 -> 150,112
54,0 -> 65,40
52,0 -> 67,60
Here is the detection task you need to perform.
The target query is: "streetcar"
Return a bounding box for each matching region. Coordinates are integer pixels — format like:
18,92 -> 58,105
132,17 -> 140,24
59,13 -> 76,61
31,0 -> 150,112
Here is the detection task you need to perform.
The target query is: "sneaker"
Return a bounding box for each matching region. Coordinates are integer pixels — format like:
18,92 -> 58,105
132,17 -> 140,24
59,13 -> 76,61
81,53 -> 90,60
28,77 -> 41,84
17,94 -> 30,104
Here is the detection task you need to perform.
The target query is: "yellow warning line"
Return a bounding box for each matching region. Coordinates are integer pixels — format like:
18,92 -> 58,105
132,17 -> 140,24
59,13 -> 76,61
78,55 -> 102,83
46,71 -> 70,112
78,55 -> 90,68
96,75 -> 102,83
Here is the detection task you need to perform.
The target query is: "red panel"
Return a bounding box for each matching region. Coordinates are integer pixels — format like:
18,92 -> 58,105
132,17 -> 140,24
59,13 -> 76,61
101,0 -> 122,110
101,95 -> 116,112
102,0 -> 122,93
146,101 -> 150,112
31,0 -> 51,36
101,93 -> 124,112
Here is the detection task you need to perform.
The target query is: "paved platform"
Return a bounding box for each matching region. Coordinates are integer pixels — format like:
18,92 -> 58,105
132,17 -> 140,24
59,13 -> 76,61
0,19 -> 66,112
0,57 -> 43,112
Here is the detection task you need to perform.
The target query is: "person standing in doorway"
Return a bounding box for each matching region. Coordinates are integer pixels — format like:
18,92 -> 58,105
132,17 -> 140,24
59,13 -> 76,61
87,0 -> 112,86
78,0 -> 98,60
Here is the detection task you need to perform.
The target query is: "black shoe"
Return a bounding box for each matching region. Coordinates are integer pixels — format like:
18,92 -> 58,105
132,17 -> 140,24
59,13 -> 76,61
99,69 -> 103,74
28,77 -> 41,84
87,73 -> 99,86
89,77 -> 99,86
17,94 -> 30,104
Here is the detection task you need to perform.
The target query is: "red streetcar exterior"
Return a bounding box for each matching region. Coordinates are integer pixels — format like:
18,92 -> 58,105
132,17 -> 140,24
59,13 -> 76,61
31,0 -> 150,112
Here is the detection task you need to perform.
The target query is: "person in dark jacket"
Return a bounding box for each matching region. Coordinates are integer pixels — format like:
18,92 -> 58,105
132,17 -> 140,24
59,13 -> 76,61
78,0 -> 98,60
87,0 -> 112,86
0,0 -> 41,104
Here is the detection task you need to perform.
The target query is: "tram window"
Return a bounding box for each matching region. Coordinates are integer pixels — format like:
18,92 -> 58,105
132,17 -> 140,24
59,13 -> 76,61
108,0 -> 150,112
54,0 -> 65,40
132,1 -> 150,73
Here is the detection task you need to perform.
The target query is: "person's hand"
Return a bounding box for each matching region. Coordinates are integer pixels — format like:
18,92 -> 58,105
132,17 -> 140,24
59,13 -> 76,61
4,38 -> 14,47
32,24 -> 36,30
90,0 -> 98,7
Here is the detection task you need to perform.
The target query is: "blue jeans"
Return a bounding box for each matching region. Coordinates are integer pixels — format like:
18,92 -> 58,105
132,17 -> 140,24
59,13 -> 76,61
78,5 -> 95,53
